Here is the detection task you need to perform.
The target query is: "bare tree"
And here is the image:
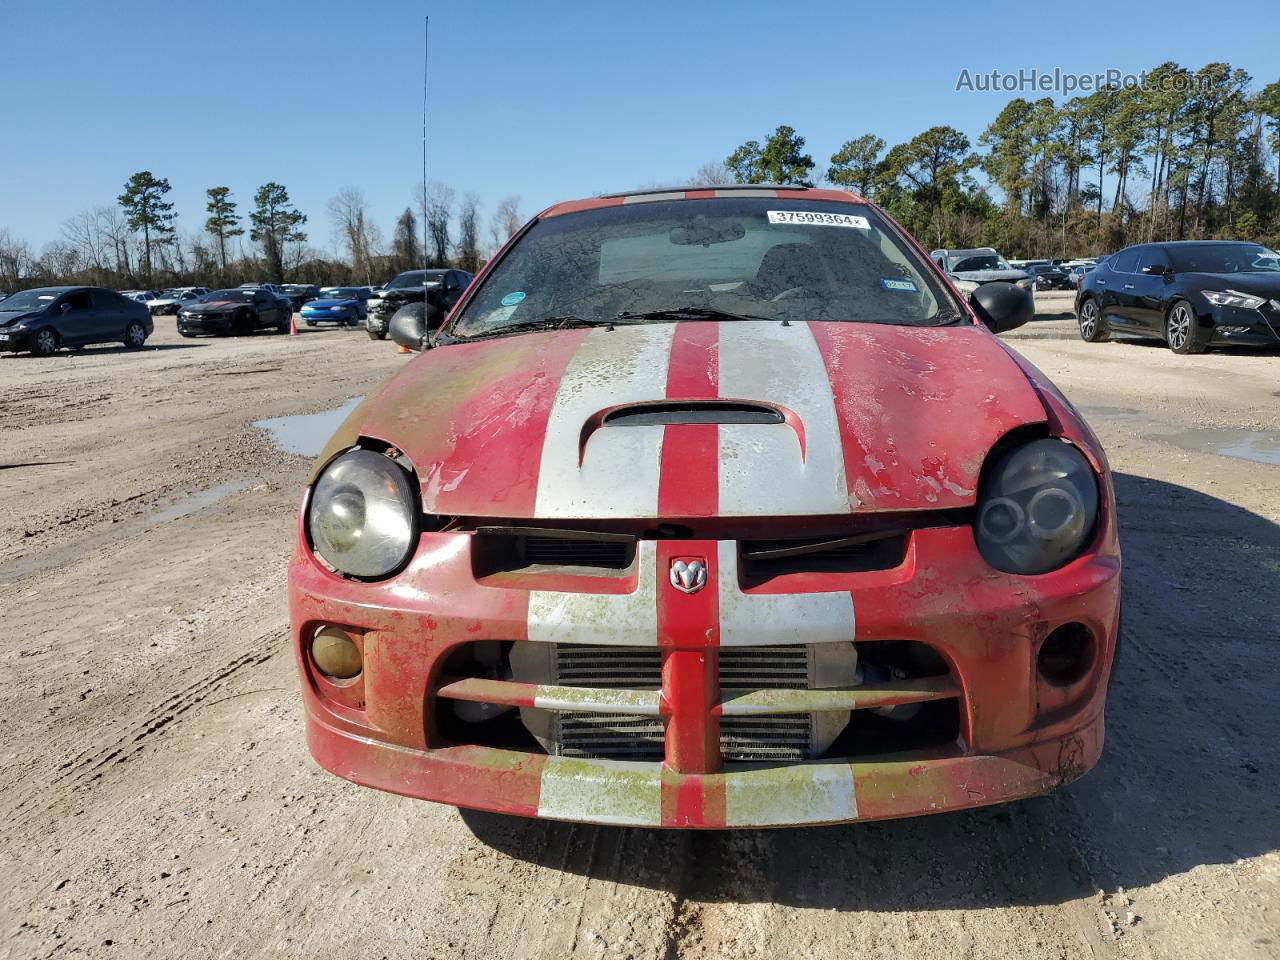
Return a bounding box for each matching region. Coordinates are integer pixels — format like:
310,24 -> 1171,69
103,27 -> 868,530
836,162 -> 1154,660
690,160 -> 735,186
418,181 -> 455,267
328,187 -> 380,285
487,195 -> 522,254
455,193 -> 481,273
62,208 -> 111,282
0,228 -> 36,288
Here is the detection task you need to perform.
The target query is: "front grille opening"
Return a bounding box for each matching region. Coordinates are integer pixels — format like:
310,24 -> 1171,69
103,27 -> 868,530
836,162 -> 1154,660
431,641 -> 541,751
739,531 -> 909,585
821,639 -> 959,759
721,716 -> 811,762
556,713 -> 664,760
718,646 -> 810,689
471,526 -> 636,578
556,645 -> 662,688
823,699 -> 961,759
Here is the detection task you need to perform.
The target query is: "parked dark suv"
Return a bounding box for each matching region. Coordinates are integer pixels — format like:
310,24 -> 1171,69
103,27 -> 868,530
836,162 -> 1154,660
365,269 -> 472,340
282,284 -> 322,310
0,286 -> 152,356
1075,240 -> 1280,354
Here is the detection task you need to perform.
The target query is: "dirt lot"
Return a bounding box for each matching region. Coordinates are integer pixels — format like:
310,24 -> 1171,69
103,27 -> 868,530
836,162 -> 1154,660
2,297 -> 1279,959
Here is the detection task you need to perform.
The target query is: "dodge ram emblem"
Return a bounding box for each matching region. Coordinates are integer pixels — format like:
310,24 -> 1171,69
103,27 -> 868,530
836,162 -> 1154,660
669,558 -> 707,594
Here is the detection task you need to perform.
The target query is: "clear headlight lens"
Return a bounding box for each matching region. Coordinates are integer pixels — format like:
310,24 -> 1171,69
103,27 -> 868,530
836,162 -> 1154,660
308,449 -> 418,578
1203,289 -> 1264,310
975,438 -> 1099,575
1016,277 -> 1036,290
953,279 -> 980,293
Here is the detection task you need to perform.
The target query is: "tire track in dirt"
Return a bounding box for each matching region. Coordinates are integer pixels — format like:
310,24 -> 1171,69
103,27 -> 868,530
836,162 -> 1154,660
4,629 -> 285,825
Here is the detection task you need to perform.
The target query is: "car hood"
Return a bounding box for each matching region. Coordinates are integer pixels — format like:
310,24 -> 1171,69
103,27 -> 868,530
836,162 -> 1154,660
1178,272 -> 1280,298
951,269 -> 1031,283
187,300 -> 238,312
0,310 -> 38,326
305,298 -> 357,308
311,320 -> 1048,518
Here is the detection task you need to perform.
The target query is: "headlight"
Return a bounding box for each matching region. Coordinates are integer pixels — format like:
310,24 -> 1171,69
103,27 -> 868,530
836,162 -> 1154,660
974,438 -> 1098,575
308,449 -> 418,578
952,279 -> 980,293
1203,289 -> 1265,310
1017,277 -> 1036,290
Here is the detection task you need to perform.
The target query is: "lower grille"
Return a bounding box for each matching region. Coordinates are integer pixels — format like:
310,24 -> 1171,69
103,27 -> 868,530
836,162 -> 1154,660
550,644 -> 815,762
556,713 -> 664,760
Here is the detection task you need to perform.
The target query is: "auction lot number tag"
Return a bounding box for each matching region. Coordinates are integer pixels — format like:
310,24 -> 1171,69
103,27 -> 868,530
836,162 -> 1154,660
768,210 -> 870,229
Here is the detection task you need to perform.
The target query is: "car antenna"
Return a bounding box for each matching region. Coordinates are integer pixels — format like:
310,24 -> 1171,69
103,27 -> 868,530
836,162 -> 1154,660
421,14 -> 430,277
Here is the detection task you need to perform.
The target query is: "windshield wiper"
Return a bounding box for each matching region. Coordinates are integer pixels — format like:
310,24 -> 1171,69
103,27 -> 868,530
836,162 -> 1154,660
462,315 -> 621,340
932,310 -> 968,325
615,306 -> 774,324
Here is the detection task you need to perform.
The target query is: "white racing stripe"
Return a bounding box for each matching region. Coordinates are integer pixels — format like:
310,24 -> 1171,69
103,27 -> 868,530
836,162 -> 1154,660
536,756 -> 662,826
716,321 -> 851,515
716,541 -> 855,647
527,541 -> 659,646
724,763 -> 857,826
533,324 -> 676,518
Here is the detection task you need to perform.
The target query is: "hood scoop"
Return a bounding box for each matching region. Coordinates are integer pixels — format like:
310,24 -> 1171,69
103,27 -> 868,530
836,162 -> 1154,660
602,400 -> 783,427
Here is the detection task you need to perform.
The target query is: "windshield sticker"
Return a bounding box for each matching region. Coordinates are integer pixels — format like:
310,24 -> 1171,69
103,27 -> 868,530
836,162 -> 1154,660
880,278 -> 918,293
500,291 -> 527,307
768,210 -> 870,229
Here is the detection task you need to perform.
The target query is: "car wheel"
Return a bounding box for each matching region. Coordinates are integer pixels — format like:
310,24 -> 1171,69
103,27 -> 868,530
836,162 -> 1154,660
1077,298 -> 1109,343
31,327 -> 59,357
124,320 -> 147,349
368,328 -> 386,341
1166,301 -> 1207,355
277,318 -> 290,334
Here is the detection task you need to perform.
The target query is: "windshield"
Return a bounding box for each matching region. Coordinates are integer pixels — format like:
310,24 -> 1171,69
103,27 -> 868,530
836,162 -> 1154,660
387,271 -> 444,290
0,290 -> 59,312
450,198 -> 951,338
1167,244 -> 1280,274
950,254 -> 1010,272
207,289 -> 253,302
320,288 -> 359,299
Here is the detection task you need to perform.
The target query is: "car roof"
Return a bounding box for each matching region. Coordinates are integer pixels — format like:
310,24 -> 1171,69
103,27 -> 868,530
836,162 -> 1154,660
540,184 -> 866,219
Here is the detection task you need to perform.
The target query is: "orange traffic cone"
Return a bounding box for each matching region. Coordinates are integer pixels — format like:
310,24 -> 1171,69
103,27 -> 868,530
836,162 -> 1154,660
289,313 -> 298,336
397,343 -> 411,354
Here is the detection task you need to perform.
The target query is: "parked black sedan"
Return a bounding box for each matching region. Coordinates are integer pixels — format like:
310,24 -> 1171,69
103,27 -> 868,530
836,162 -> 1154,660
0,286 -> 152,356
1027,263 -> 1072,290
178,288 -> 290,337
1076,241 -> 1280,354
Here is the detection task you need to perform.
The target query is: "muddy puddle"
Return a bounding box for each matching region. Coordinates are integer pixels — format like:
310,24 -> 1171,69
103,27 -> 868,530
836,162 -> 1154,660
254,397 -> 362,457
1080,405 -> 1280,467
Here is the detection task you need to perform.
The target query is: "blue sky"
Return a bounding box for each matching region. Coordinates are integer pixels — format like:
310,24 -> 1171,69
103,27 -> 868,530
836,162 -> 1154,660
3,0 -> 1276,253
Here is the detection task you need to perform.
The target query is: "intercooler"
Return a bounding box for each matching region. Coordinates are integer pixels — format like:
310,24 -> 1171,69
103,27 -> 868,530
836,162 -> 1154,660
510,643 -> 855,763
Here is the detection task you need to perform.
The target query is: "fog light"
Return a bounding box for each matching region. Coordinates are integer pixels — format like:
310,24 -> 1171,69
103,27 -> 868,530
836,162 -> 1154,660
1037,623 -> 1093,686
311,626 -> 362,679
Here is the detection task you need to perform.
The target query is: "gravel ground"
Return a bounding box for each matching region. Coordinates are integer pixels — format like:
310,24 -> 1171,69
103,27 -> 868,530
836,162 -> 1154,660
1,296 -> 1278,959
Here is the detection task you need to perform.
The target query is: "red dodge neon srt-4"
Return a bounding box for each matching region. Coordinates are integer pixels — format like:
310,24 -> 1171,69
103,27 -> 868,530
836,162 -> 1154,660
289,184 -> 1121,828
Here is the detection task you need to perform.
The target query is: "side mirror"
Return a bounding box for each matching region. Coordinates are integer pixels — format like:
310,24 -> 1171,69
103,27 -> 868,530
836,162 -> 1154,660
389,304 -> 429,351
970,281 -> 1033,335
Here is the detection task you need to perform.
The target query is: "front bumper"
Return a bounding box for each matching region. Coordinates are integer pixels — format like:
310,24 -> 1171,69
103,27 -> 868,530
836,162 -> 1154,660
1205,302 -> 1280,347
0,328 -> 32,351
178,315 -> 233,334
303,310 -> 355,324
290,508 -> 1120,827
